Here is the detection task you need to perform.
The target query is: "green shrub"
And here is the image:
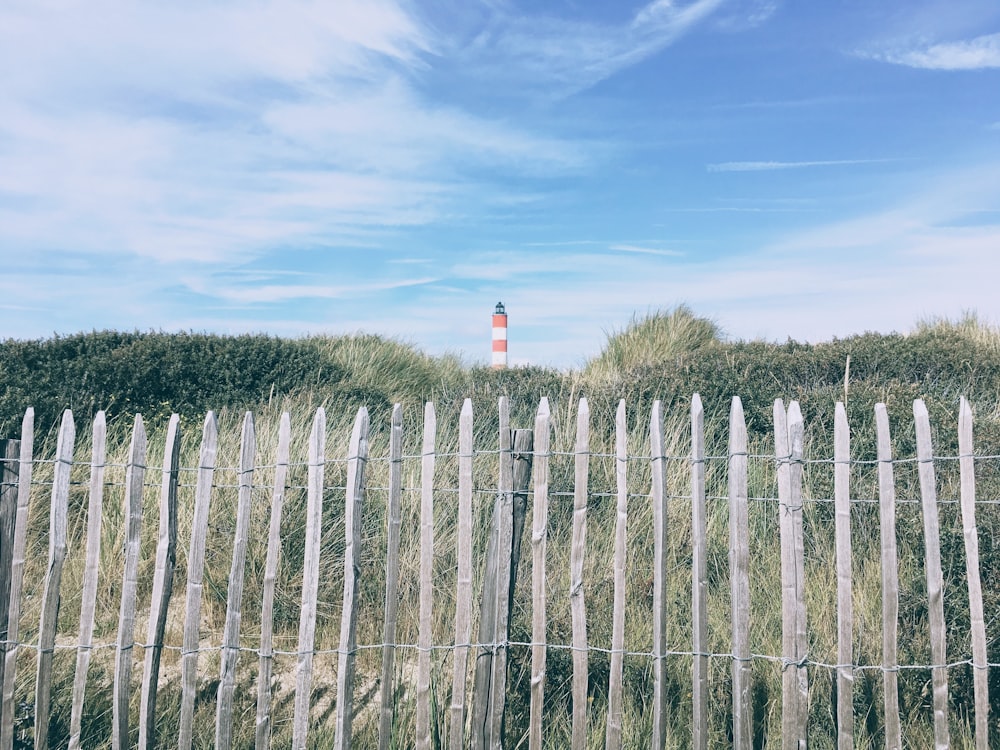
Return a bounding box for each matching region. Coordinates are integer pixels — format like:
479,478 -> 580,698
0,331 -> 339,432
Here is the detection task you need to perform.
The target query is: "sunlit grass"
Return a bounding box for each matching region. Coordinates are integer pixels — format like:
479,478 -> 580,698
6,311 -> 1000,746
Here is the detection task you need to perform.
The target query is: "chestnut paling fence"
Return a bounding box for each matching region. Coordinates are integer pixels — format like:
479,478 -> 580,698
0,395 -> 995,749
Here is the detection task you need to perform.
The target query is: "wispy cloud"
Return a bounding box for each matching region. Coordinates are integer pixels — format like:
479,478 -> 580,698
0,0 -> 590,271
714,0 -> 778,32
0,0 -> 432,102
192,277 -> 440,305
708,159 -> 890,172
864,32 -> 1000,70
609,244 -> 684,256
460,0 -> 728,95
660,207 -> 813,213
524,240 -> 607,247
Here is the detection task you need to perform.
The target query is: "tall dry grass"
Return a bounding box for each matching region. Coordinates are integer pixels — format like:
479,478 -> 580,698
7,310 -> 1000,746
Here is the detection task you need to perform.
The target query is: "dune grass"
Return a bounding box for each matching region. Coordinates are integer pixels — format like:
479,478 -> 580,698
4,309 -> 1000,747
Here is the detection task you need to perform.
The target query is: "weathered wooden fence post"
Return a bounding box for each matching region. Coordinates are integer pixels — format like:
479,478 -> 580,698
215,413 -> 256,750
570,399 -> 590,750
450,399 -> 475,750
36,410 -> 76,750
833,403 -> 854,749
291,408 -> 325,750
728,398 -> 751,750
471,400 -> 510,749
0,409 -> 33,750
416,403 -> 437,750
333,407 -> 371,749
605,400 -> 628,750
377,405 -> 404,750
528,398 -> 550,750
875,404 -> 902,750
69,414 -> 107,750
691,394 -> 708,750
179,412 -> 219,750
472,397 -> 534,749
256,412 -> 291,750
0,439 -> 20,706
112,415 -> 147,750
958,398 -> 989,750
649,401 -> 669,748
914,399 -> 949,750
775,400 -> 807,750
139,413 -> 180,750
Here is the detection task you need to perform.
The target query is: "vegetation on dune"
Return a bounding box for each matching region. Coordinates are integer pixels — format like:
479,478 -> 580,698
4,308 -> 1000,747
2,308 -> 997,440
583,304 -> 723,383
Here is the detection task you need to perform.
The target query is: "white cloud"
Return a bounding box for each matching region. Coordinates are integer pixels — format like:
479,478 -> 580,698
660,207 -> 812,212
0,0 -> 431,100
708,159 -> 889,172
865,32 -> 1000,70
714,0 -> 778,32
460,0 -> 727,95
609,244 -> 684,256
188,276 -> 440,305
0,0 -> 590,271
260,77 -> 586,176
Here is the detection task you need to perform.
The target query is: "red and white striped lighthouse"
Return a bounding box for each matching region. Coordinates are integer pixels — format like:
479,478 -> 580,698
492,301 -> 508,369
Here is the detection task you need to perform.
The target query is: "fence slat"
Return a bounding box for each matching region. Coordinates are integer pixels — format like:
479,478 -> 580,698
179,412 -> 219,750
416,403 -> 436,750
67,413 -> 106,750
958,398 -> 989,749
728,397 -> 751,750
834,403 -> 854,748
35,410 -> 75,750
215,412 -> 256,750
913,399 -> 949,750
472,398 -> 511,748
378,404 -> 404,750
256,412 -> 291,750
450,399 -> 474,750
691,394 -> 708,750
489,399 -> 515,747
139,413 -> 180,750
774,400 -> 794,747
788,402 -> 808,744
605,400 -> 628,749
112,415 -> 146,750
0,409 -> 33,750
292,407 -> 326,750
488,427 -> 534,744
649,401 -> 669,748
333,407 -> 370,749
529,398 -> 550,750
874,404 -> 901,750
571,398 -> 590,749
0,440 -> 18,725
508,431 -> 532,614
775,400 -> 807,749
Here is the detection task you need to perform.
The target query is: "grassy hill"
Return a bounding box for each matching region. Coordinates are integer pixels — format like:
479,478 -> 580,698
3,307 -> 999,441
3,308 -> 1000,747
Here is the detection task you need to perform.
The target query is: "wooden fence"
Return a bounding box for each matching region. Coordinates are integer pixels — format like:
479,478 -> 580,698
0,395 -> 995,748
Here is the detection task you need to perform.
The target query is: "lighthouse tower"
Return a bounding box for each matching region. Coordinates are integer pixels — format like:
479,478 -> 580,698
492,302 -> 508,369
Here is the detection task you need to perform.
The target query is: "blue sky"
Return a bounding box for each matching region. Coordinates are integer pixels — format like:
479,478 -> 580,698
1,0 -> 999,367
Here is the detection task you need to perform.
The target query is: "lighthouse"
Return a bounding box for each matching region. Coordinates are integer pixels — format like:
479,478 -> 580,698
492,302 -> 508,369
